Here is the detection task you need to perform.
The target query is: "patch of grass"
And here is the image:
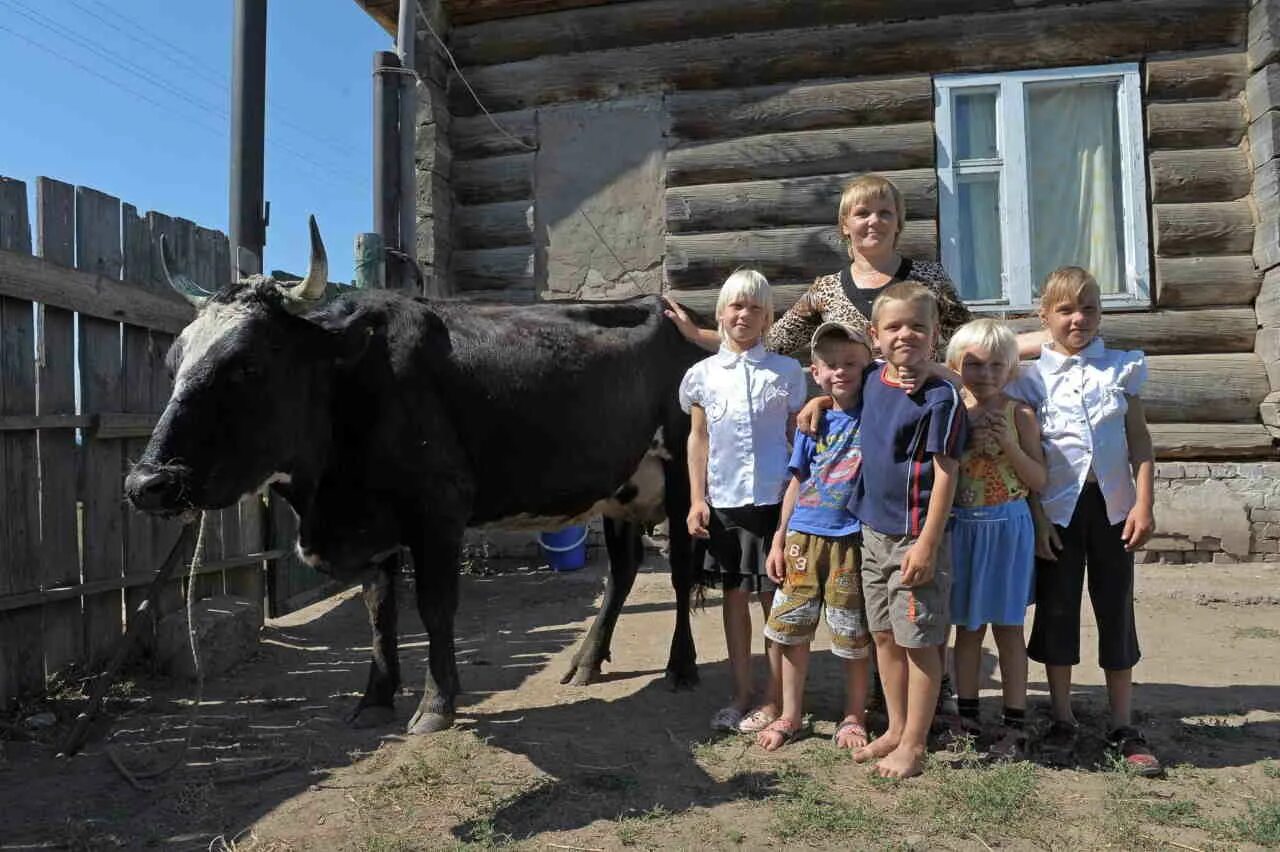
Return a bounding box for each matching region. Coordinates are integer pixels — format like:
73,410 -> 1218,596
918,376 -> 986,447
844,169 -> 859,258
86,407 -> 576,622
1141,798 -> 1201,828
1232,625 -> 1280,641
769,770 -> 885,843
359,837 -> 419,852
616,804 -> 672,847
1220,798 -> 1280,846
1181,717 -> 1250,742
904,762 -> 1041,839
1264,760 -> 1280,779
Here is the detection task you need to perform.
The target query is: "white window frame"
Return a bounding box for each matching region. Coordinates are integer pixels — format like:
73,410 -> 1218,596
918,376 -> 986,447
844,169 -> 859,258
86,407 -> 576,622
935,63 -> 1150,312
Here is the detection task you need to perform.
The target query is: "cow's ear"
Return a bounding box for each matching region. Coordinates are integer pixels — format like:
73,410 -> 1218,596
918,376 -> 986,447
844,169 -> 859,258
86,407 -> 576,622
310,304 -> 376,368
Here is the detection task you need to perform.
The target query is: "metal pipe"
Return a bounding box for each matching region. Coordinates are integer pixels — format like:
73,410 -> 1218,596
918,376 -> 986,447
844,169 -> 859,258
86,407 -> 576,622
230,0 -> 268,278
372,50 -> 401,262
396,0 -> 418,291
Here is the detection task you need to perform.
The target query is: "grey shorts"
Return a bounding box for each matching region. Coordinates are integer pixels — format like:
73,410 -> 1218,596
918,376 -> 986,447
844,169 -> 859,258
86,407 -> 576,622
861,526 -> 952,648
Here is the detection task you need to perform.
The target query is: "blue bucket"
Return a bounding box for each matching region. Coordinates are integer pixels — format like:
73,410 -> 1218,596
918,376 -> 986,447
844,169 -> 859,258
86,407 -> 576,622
538,525 -> 589,571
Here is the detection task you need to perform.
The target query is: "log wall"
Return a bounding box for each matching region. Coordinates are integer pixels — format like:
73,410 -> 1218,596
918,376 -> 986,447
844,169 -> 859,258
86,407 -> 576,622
440,0 -> 1274,457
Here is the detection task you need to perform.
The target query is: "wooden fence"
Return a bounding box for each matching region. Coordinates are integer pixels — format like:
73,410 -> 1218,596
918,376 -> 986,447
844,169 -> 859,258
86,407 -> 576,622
0,173 -> 330,710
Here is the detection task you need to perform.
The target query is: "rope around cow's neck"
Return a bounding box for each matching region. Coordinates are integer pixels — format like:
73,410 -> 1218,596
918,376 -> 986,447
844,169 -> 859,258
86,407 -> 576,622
106,512 -> 208,790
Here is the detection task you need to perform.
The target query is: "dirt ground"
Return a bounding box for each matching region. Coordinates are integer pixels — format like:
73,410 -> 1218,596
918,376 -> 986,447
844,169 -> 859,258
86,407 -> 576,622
1,555 -> 1278,851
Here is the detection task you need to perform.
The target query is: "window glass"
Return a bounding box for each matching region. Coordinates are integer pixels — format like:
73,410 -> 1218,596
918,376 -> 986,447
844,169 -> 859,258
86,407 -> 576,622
956,174 -> 1003,302
954,91 -> 999,161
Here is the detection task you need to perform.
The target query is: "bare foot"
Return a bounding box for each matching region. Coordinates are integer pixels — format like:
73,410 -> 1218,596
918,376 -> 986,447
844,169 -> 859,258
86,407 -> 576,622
756,718 -> 801,752
852,733 -> 899,764
875,743 -> 926,779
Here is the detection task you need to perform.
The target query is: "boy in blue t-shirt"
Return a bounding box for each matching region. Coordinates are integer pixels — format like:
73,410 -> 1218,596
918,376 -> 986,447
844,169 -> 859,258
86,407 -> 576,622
758,322 -> 873,752
850,281 -> 967,779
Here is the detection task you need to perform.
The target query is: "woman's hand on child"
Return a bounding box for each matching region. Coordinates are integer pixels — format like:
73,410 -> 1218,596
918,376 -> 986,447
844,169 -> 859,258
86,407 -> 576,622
1122,504 -> 1155,551
766,544 -> 787,583
795,395 -> 833,436
687,500 -> 711,539
899,542 -> 935,586
1034,522 -> 1063,561
662,296 -> 701,343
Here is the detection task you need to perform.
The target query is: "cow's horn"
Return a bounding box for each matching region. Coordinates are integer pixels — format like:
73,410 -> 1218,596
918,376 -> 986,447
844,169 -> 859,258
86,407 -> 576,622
159,234 -> 213,308
284,216 -> 328,304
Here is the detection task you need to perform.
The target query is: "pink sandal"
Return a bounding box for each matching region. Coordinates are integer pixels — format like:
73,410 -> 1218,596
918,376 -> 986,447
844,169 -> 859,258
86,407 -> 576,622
832,717 -> 869,750
757,717 -> 803,751
737,707 -> 778,734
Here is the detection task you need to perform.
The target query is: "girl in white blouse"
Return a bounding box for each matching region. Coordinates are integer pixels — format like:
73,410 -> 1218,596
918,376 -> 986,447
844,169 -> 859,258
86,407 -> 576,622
680,269 -> 807,733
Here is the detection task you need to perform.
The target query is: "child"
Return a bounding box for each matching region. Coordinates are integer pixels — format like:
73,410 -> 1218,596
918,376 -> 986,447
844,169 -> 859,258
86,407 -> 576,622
759,322 -> 874,752
944,319 -> 1047,760
680,269 -> 807,733
1010,267 -> 1159,776
849,281 -> 968,778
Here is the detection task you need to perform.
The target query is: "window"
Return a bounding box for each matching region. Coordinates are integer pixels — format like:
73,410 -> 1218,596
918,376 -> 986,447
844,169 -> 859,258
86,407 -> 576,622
935,64 -> 1150,311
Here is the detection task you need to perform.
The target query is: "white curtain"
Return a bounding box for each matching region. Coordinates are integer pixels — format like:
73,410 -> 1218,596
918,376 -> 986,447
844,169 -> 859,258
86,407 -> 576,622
1026,82 -> 1125,295
954,92 -> 1002,301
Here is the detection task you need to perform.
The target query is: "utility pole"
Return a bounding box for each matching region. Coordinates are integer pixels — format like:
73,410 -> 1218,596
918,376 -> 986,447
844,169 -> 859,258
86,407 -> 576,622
230,0 -> 268,279
395,0 -> 418,292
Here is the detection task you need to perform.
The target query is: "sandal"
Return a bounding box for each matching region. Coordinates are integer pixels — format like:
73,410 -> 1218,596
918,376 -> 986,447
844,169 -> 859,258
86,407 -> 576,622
1109,726 -> 1164,778
1038,720 -> 1078,767
737,707 -> 777,734
832,717 -> 869,750
709,705 -> 744,733
988,726 -> 1028,762
757,717 -> 803,752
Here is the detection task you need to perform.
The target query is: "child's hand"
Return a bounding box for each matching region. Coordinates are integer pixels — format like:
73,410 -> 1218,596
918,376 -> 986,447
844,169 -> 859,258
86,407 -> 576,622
688,501 -> 711,539
795,395 -> 833,436
1122,504 -> 1155,551
898,361 -> 939,393
766,542 -> 787,583
899,541 -> 935,586
1034,521 -> 1063,561
662,295 -> 701,344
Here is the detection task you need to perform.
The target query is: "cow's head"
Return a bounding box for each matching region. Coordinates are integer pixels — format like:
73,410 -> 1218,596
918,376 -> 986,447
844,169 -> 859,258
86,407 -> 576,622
125,218 -> 360,516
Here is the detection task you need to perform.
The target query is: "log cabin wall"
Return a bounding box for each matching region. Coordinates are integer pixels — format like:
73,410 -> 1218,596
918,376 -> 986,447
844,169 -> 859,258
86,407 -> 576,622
420,0 -> 1280,561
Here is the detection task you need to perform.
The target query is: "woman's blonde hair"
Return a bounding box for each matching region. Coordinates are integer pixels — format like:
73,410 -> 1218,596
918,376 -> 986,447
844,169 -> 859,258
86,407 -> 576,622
837,174 -> 906,256
1039,266 -> 1101,312
945,318 -> 1019,383
715,268 -> 774,340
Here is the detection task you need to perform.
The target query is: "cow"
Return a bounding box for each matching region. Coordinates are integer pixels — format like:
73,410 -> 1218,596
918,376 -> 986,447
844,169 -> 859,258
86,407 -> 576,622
124,218 -> 707,735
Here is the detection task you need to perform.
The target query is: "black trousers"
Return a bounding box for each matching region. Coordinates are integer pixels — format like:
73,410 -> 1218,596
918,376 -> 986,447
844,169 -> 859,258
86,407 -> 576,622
1027,483 -> 1140,671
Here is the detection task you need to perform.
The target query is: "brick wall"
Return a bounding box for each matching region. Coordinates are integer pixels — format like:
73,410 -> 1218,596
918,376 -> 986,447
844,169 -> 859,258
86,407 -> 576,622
1140,461 -> 1280,564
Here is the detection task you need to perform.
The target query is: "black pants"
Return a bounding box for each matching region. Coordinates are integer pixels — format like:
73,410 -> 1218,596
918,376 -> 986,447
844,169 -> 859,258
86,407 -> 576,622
1027,483 -> 1140,671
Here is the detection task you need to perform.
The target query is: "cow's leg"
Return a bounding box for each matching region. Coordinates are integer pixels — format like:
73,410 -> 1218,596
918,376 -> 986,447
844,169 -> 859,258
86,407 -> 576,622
405,525 -> 463,735
663,455 -> 699,690
350,555 -> 401,727
560,517 -> 640,686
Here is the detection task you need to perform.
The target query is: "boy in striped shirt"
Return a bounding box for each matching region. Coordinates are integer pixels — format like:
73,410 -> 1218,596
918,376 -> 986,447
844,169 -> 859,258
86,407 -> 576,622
849,281 -> 967,778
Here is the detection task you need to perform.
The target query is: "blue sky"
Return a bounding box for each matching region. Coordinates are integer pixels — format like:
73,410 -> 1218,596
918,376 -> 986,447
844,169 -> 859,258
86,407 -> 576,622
0,0 -> 390,276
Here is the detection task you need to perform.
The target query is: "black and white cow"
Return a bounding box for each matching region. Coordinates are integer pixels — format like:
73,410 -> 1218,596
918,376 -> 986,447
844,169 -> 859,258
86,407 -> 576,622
125,219 -> 705,734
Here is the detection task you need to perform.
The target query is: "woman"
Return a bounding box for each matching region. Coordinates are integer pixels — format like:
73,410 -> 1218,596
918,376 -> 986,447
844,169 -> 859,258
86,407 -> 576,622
665,173 -> 1044,358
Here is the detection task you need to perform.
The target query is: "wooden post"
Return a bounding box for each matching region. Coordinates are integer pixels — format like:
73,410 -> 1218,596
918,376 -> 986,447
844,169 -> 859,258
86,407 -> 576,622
397,0 -> 418,292
373,50 -> 402,288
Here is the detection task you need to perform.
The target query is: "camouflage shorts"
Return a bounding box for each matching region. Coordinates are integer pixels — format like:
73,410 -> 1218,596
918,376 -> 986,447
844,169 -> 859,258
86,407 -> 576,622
764,530 -> 871,660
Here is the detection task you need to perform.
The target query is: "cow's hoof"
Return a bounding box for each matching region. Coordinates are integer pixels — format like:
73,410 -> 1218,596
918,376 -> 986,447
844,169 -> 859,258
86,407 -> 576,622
407,709 -> 454,735
348,704 -> 396,729
665,667 -> 699,691
560,661 -> 601,686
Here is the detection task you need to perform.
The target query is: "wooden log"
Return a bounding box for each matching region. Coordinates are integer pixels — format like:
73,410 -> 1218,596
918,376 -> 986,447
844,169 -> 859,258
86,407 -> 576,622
1150,423 -> 1276,459
449,0 -> 1247,114
1004,307 -> 1257,356
450,0 -> 623,26
76,186 -> 126,665
664,221 -> 936,289
456,200 -> 534,249
667,123 -> 934,187
1142,353 -> 1268,422
453,153 -> 533,204
1154,201 -> 1255,257
1250,0 -> 1280,72
452,0 -> 1151,68
1146,51 -> 1249,101
453,245 -> 535,291
1257,265 -> 1280,327
667,76 -> 932,144
1249,107 -> 1280,166
665,169 -> 935,234
1155,255 -> 1261,308
1247,63 -> 1280,125
451,109 -> 537,160
33,178 -> 81,679
1149,148 -> 1251,204
1146,101 -> 1246,149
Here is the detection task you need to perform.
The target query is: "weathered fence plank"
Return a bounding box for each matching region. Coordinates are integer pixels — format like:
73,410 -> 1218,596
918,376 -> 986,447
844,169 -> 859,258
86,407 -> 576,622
0,177 -> 42,708
76,187 -> 126,665
34,177 -> 81,680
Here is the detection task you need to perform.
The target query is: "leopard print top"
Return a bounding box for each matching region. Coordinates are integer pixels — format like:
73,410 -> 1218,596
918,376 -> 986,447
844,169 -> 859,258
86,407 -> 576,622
764,259 -> 970,357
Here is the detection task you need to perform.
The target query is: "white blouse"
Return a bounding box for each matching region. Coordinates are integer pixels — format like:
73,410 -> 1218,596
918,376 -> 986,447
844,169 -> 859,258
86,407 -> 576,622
1008,338 -> 1147,527
679,343 -> 807,509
